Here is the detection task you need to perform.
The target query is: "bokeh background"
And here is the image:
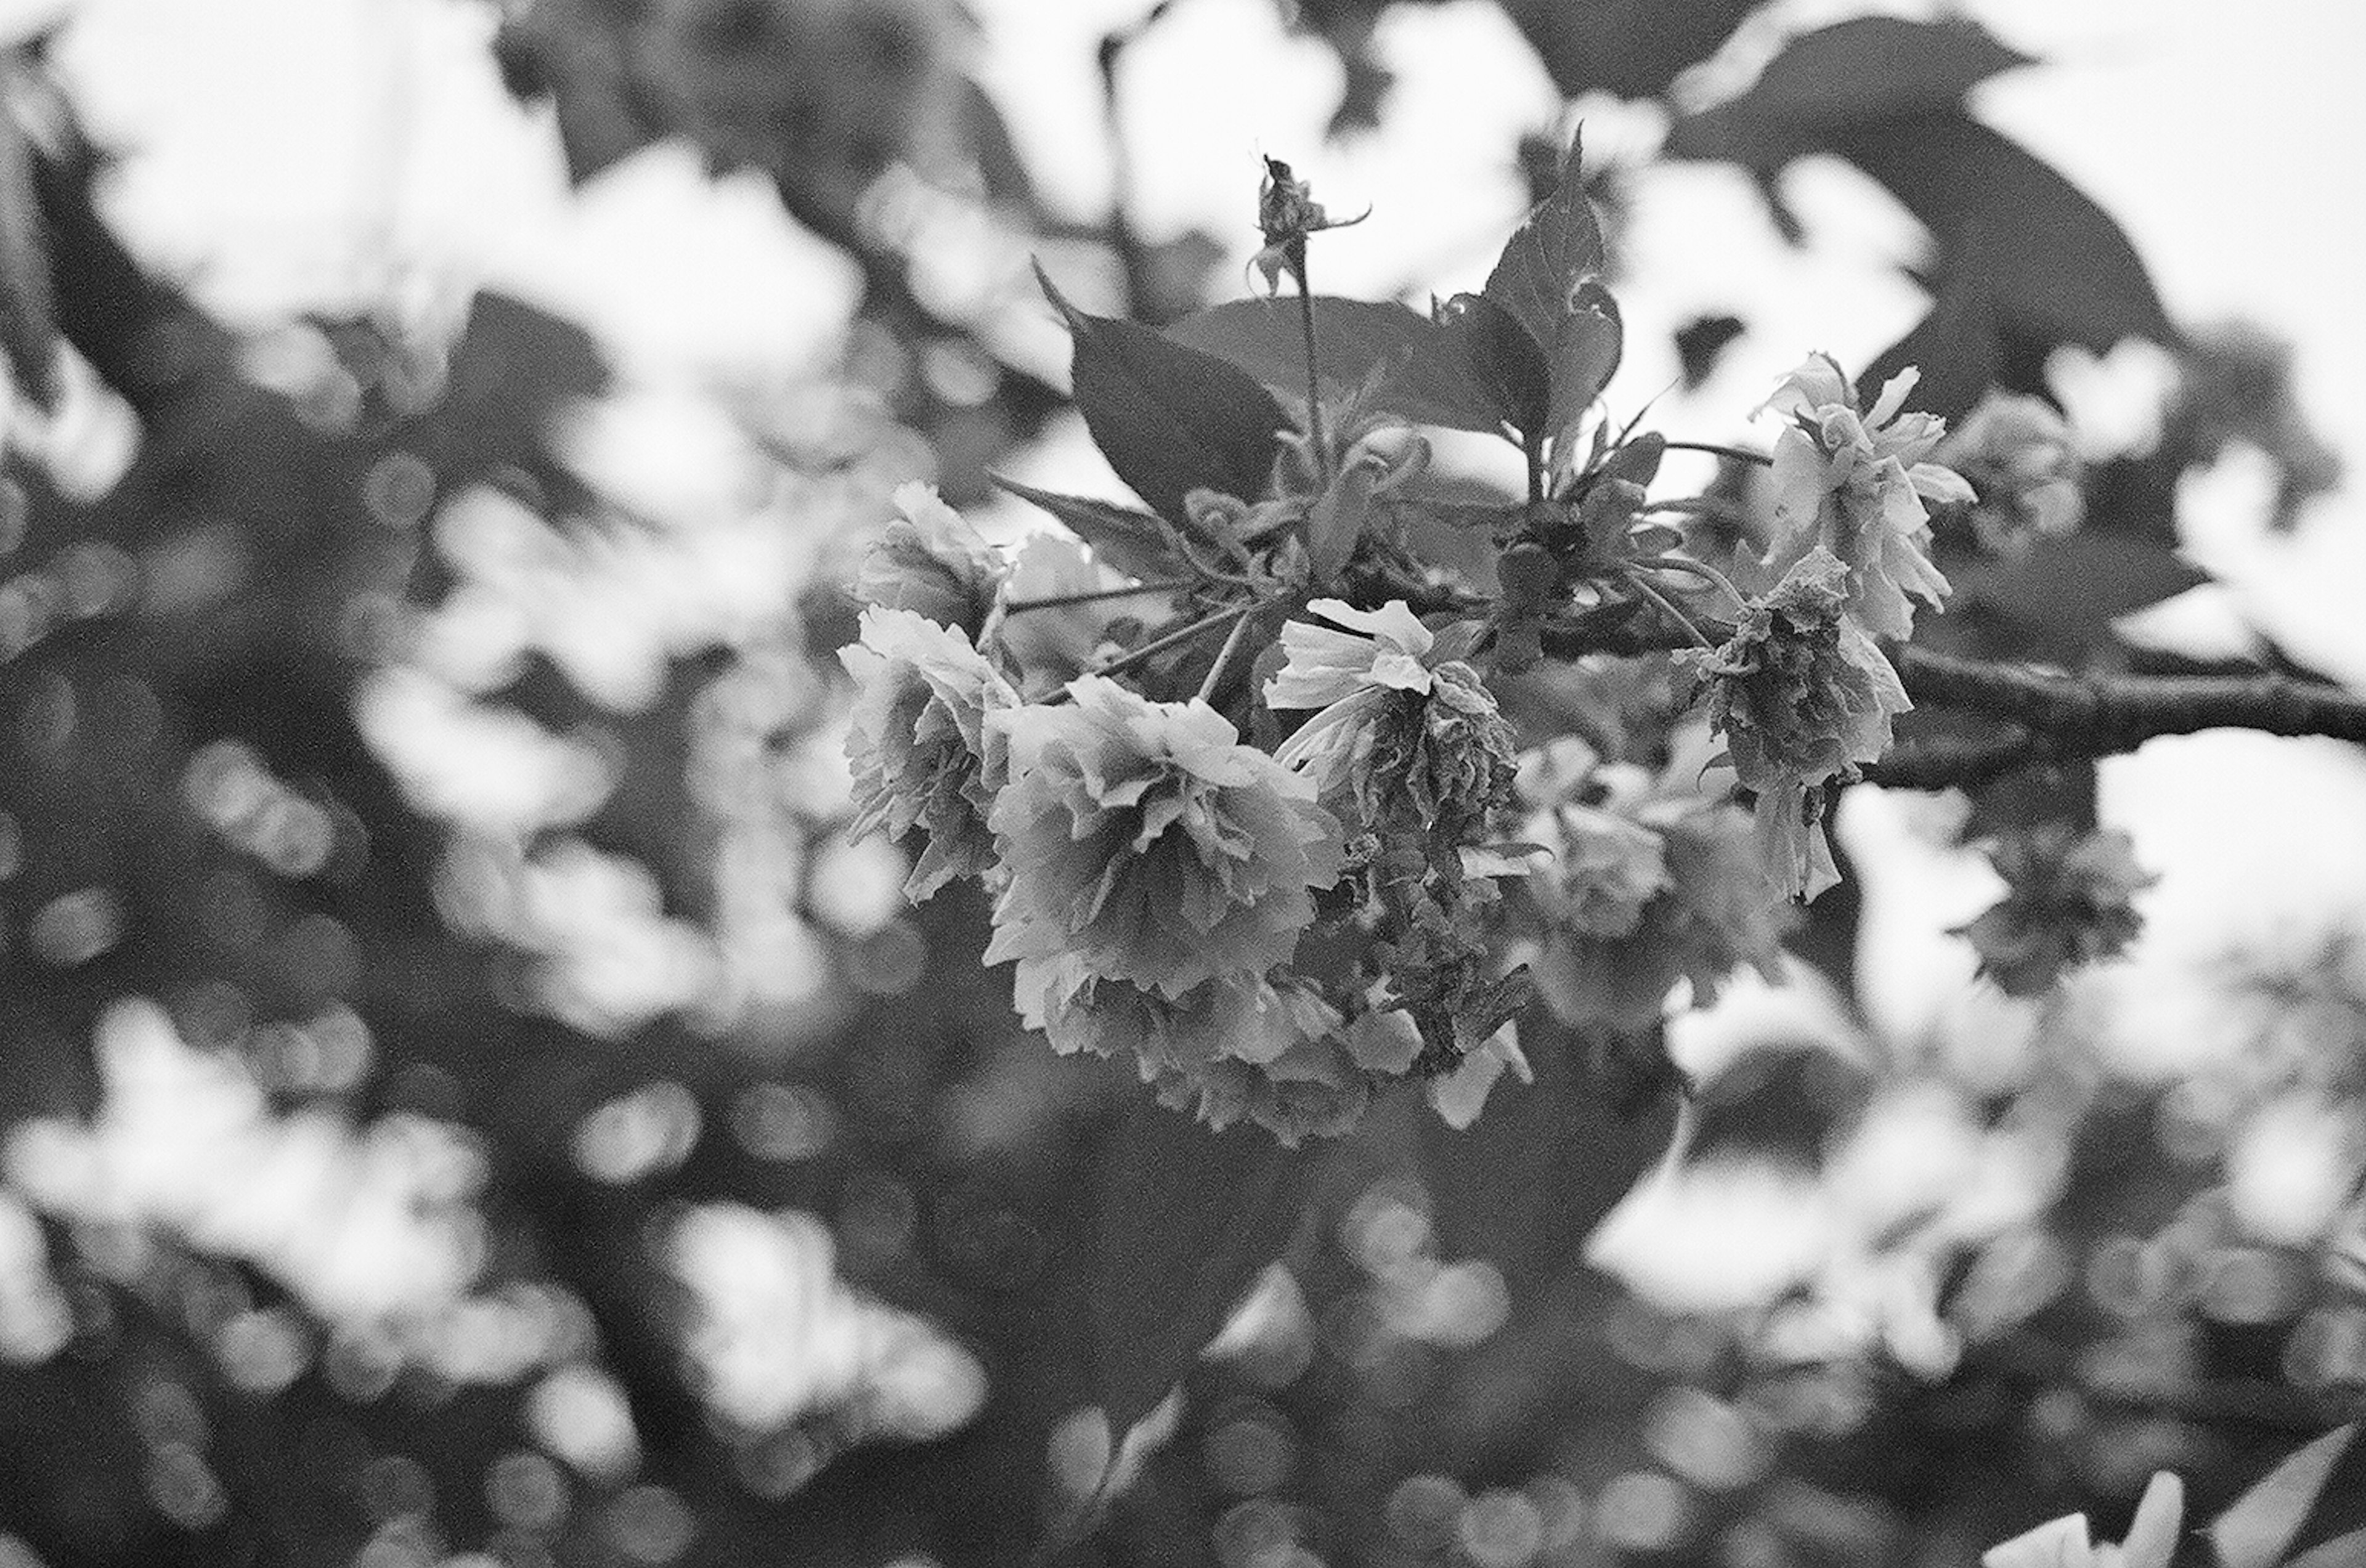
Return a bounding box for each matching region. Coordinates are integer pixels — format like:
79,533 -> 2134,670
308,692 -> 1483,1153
2,0 -> 2365,1564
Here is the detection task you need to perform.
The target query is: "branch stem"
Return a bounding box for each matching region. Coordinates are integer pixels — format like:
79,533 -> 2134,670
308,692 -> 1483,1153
1622,569 -> 1714,649
1000,579 -> 1198,614
1092,599 -> 1259,682
1662,440 -> 1773,468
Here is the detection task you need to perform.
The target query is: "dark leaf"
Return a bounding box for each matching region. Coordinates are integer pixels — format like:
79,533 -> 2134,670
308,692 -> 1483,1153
956,76 -> 1043,217
1862,266 -> 1999,426
492,5 -> 661,184
1438,292 -> 1550,439
989,474 -> 1186,582
1092,1099 -> 1319,1438
1038,263 -> 1289,524
1165,295 -> 1502,432
1482,132 -> 1607,356
1544,278 -> 1624,453
1953,529 -> 2208,650
1420,1014 -> 1680,1302
1832,112 -> 2173,352
1496,0 -> 1763,103
1664,15 -> 2033,161
1673,314 -> 1746,389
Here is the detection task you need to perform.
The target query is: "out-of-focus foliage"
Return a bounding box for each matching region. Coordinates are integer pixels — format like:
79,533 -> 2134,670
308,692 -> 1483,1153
0,3 -> 2361,1567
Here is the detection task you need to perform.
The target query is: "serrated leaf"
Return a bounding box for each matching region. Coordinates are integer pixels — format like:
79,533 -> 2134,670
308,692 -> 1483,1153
1420,1014 -> 1679,1302
1833,112 -> 2171,352
1482,133 -> 1607,357
1543,278 -> 1624,457
1437,292 -> 1550,440
1038,263 -> 1288,525
1665,15 -> 2033,161
990,474 -> 1185,582
1164,295 -> 1503,433
2213,1424 -> 2360,1568
1497,0 -> 1764,102
1092,1099 -> 1319,1438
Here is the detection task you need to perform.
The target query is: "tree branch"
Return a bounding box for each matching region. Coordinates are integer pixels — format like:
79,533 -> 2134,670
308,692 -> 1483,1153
1871,646 -> 2366,789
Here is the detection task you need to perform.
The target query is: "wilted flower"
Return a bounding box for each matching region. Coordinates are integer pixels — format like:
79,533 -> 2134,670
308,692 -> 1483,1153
856,481 -> 1008,638
1940,391 -> 2084,556
1983,1471 -> 2182,1568
1760,354 -> 1974,638
1683,548 -> 1909,899
985,676 -> 1343,999
1957,823 -> 2157,996
839,606 -> 1016,901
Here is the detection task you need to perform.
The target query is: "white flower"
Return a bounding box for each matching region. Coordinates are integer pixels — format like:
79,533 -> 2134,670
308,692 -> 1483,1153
1760,355 -> 1974,639
1983,1471 -> 2182,1568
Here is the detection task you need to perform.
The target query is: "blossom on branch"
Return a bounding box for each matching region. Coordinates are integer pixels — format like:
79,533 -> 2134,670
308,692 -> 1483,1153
1683,548 -> 1909,898
856,481 -> 1009,638
839,606 -> 1017,901
1760,354 -> 1973,638
985,676 -> 1344,999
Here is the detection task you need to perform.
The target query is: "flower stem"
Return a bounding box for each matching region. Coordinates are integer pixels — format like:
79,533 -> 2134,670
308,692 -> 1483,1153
1630,554 -> 1748,612
1662,439 -> 1773,468
1622,568 -> 1715,649
999,579 -> 1198,614
1092,599 -> 1259,682
1193,605 -> 1260,704
1295,268 -> 1331,489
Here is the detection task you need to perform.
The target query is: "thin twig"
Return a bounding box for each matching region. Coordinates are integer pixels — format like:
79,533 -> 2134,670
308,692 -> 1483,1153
1091,600 -> 1258,682
1194,607 -> 1259,704
1622,569 -> 1714,649
1296,278 -> 1331,488
1662,439 -> 1773,467
1001,579 -> 1197,615
1629,553 -> 1747,612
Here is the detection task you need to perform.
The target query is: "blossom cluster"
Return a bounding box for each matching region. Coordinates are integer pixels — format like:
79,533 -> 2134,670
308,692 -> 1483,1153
839,485 -> 1531,1143
1683,357 -> 1976,898
839,348 -> 1995,1136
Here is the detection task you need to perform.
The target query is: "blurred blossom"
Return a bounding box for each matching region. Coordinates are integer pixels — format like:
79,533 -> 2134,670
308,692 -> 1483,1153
511,839 -> 726,1036
2047,339 -> 2179,463
358,670 -> 613,837
0,1192 -> 71,1363
2225,1094 -> 2361,1245
1595,1470 -> 1691,1553
527,1363 -> 643,1482
667,1204 -> 985,1448
5,1001 -> 489,1334
574,1082 -> 704,1184
1939,391 -> 2084,555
